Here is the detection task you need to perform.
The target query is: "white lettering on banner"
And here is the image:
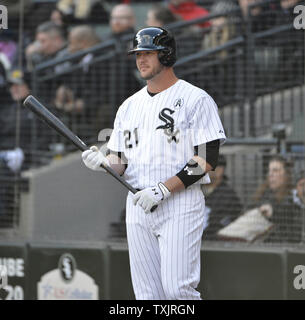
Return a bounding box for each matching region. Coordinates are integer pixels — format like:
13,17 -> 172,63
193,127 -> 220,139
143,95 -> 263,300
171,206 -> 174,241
1,285 -> 24,300
0,258 -> 24,277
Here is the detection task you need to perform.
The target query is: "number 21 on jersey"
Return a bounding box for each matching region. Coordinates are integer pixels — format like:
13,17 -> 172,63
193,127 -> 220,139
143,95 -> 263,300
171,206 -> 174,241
124,128 -> 139,149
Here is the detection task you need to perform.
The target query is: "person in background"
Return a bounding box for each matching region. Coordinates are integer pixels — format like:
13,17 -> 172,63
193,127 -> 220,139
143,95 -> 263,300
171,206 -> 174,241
25,21 -> 66,71
146,4 -> 180,27
279,0 -> 304,22
0,70 -> 36,224
106,4 -> 136,43
202,0 -> 239,57
237,0 -> 278,33
25,21 -> 67,107
1,69 -> 49,169
56,0 -> 109,26
201,0 -> 240,106
168,0 -> 211,29
252,155 -> 301,243
292,171 -> 305,243
54,25 -> 103,143
293,171 -> 305,210
102,4 -> 141,110
146,4 -> 202,58
54,24 -> 101,109
276,0 -> 304,84
201,155 -> 242,240
0,30 -> 18,70
237,0 -> 281,93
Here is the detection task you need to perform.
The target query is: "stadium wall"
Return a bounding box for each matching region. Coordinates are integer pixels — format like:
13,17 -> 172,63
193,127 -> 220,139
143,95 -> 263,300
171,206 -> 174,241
1,241 -> 305,300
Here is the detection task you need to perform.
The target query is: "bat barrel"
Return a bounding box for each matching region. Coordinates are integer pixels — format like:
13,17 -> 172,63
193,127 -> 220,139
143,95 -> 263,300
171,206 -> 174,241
24,95 -> 87,152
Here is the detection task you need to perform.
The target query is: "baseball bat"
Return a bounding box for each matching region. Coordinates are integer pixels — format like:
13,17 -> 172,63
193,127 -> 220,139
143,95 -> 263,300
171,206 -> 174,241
23,95 -> 157,212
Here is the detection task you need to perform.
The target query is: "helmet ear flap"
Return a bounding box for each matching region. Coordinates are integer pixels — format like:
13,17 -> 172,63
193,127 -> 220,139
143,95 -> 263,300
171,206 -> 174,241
158,48 -> 175,67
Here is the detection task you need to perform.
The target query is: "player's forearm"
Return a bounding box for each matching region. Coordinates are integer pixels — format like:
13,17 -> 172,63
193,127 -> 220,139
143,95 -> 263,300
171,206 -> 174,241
164,156 -> 213,194
164,176 -> 185,193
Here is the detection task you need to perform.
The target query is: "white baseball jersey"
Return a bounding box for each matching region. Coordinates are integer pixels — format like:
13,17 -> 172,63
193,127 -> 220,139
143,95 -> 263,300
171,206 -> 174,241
108,79 -> 226,188
107,79 -> 226,300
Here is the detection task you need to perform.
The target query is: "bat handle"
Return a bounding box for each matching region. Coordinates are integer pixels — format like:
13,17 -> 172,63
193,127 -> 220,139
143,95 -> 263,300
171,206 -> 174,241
99,161 -> 158,213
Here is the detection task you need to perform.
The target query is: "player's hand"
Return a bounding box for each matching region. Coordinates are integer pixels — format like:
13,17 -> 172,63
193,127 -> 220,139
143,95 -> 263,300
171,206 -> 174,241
4,148 -> 24,172
82,146 -> 110,172
133,182 -> 171,213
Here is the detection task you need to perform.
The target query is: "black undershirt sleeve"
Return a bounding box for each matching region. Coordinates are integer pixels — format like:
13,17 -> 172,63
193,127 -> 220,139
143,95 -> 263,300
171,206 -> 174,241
194,139 -> 220,170
176,139 -> 220,189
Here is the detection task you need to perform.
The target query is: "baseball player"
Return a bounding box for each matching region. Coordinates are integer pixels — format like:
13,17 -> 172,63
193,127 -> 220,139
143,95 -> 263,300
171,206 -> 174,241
82,27 -> 226,300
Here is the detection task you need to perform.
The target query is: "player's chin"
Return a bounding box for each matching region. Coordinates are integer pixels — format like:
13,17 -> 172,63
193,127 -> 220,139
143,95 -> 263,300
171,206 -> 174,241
140,72 -> 154,81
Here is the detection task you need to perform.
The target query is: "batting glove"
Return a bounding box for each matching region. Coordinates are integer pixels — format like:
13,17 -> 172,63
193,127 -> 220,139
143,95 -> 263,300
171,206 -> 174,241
133,182 -> 171,213
82,146 -> 110,172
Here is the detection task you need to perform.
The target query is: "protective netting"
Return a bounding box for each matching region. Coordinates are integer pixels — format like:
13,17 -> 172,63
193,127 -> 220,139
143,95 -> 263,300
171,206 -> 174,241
0,0 -> 304,245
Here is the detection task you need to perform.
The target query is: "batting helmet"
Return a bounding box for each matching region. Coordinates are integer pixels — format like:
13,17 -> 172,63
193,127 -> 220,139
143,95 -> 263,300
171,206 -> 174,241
128,27 -> 177,67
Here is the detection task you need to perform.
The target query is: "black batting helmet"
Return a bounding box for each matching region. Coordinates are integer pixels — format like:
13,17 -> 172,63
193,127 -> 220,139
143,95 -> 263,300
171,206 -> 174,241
128,27 -> 177,67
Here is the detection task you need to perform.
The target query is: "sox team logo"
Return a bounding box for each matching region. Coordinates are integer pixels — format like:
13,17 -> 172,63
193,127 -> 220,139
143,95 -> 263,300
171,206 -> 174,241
156,108 -> 179,143
58,253 -> 76,283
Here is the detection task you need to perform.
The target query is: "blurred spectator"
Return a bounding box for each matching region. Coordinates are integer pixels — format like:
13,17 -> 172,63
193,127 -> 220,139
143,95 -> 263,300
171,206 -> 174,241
54,25 -> 103,142
252,155 -> 301,243
0,30 -> 18,68
107,4 -> 136,40
237,0 -> 278,32
55,24 -> 101,100
24,2 -> 61,40
293,171 -> 305,211
276,0 -> 304,85
102,4 -> 141,110
25,21 -> 66,71
202,0 -> 239,58
145,5 -> 202,58
146,4 -> 180,27
2,69 -> 48,165
279,0 -> 304,21
237,0 -> 282,94
0,58 -> 8,99
5,70 -> 32,161
168,0 -> 211,29
56,0 -> 109,26
50,8 -> 69,39
25,22 -> 67,108
292,171 -> 305,241
201,155 -> 242,240
199,0 -> 240,106
51,8 -> 66,27
0,69 -> 35,225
